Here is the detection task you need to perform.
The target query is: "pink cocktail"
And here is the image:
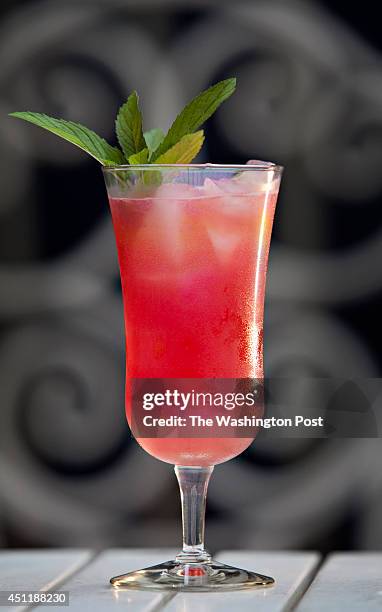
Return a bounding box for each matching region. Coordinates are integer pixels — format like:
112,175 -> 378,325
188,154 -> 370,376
103,162 -> 282,590
10,74 -> 282,591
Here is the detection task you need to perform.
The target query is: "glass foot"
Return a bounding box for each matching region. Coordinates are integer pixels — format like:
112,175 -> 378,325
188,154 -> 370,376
110,559 -> 274,592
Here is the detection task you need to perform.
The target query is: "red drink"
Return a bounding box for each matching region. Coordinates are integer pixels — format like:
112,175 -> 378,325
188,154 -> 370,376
109,170 -> 279,466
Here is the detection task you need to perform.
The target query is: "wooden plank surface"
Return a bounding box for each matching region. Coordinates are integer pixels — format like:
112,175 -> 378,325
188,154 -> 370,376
33,549 -> 178,612
295,553 -> 382,611
161,551 -> 320,612
0,550 -> 91,612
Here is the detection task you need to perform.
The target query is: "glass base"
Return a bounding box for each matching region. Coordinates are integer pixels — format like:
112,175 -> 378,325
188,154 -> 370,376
110,559 -> 274,592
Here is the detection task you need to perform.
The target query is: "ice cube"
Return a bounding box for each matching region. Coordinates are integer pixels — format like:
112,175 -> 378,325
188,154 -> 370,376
202,177 -> 254,217
203,177 -> 244,195
202,177 -> 225,195
233,168 -> 279,194
207,228 -> 241,263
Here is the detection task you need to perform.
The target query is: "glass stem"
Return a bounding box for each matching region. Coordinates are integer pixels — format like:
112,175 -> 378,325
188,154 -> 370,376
174,465 -> 213,564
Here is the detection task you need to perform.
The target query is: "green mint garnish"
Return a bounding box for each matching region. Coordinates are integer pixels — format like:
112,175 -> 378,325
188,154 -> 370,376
128,148 -> 149,165
151,79 -> 236,161
9,77 -> 236,166
144,128 -> 165,159
8,112 -> 124,166
115,91 -> 145,159
155,131 -> 205,164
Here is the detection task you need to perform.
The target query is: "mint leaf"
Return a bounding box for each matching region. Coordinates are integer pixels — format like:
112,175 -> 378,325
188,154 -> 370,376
115,91 -> 145,159
155,131 -> 205,164
128,148 -> 149,164
152,78 -> 236,161
144,128 -> 165,158
9,112 -> 124,165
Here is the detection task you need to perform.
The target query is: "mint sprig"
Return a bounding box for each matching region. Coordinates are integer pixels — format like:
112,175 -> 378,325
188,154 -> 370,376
9,77 -> 236,166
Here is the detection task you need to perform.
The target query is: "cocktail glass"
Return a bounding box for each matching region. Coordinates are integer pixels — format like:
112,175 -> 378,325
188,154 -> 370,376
103,162 -> 282,591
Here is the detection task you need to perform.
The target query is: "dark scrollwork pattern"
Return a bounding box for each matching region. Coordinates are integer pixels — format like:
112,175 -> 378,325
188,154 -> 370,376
0,0 -> 381,549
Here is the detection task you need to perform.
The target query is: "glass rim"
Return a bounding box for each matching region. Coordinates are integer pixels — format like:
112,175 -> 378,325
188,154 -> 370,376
102,162 -> 283,173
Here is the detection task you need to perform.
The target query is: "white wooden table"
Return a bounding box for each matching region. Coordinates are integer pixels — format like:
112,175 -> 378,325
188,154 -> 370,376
0,549 -> 380,611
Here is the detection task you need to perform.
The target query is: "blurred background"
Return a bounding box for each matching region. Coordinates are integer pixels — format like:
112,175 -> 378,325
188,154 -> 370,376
0,0 -> 382,553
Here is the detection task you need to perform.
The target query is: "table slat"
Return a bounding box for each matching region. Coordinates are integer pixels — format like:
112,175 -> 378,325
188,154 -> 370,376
162,551 -> 320,612
295,553 -> 382,611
